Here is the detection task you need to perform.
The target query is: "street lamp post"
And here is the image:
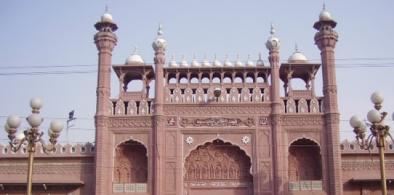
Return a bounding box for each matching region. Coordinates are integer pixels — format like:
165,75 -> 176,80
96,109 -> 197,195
3,98 -> 63,195
349,92 -> 394,195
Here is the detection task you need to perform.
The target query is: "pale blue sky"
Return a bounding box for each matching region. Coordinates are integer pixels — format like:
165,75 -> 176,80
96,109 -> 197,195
1,0 -> 394,144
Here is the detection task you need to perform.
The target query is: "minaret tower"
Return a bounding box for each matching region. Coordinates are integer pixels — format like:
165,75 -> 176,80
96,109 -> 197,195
93,9 -> 118,195
266,24 -> 284,195
152,24 -> 167,195
313,6 -> 342,195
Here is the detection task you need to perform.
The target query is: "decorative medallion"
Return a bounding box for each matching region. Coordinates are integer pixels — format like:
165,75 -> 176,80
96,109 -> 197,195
185,136 -> 194,145
242,136 -> 250,144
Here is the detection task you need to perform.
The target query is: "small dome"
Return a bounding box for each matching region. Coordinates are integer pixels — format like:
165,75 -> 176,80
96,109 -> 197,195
224,56 -> 233,67
152,25 -> 167,51
169,56 -> 178,67
246,55 -> 255,67
125,54 -> 144,65
213,59 -> 222,67
319,5 -> 333,21
191,59 -> 201,67
288,45 -> 308,63
202,59 -> 211,67
265,24 -> 280,52
101,13 -> 113,23
180,57 -> 189,67
256,53 -> 264,66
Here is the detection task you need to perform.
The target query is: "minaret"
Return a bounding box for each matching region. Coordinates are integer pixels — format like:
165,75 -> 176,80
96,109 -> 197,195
93,9 -> 118,195
265,24 -> 284,194
313,6 -> 342,195
152,24 -> 167,195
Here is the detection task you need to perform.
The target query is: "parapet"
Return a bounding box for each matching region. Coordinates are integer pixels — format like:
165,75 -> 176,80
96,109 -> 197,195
0,142 -> 95,158
340,139 -> 394,154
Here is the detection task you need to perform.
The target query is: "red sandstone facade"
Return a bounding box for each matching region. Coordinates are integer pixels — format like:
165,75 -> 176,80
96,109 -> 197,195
1,9 -> 394,195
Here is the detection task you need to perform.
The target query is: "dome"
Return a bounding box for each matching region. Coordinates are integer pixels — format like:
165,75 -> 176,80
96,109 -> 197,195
101,13 -> 113,23
152,25 -> 167,51
169,56 -> 178,68
288,45 -> 308,63
256,53 -> 264,66
265,24 -> 280,52
246,55 -> 255,67
319,5 -> 333,21
213,59 -> 222,67
180,57 -> 189,67
224,56 -> 233,67
125,54 -> 145,65
191,59 -> 201,67
202,59 -> 211,67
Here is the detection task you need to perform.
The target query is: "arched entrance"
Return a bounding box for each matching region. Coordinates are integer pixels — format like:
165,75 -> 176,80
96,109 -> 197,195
113,140 -> 148,193
288,138 -> 322,181
184,139 -> 253,195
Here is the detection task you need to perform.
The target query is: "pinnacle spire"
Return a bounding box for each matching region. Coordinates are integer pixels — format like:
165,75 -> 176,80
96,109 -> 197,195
270,23 -> 276,35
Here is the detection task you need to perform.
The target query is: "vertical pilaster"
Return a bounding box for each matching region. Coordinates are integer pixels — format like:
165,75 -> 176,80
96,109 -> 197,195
314,10 -> 342,195
265,25 -> 285,195
94,15 -> 118,195
152,25 -> 167,195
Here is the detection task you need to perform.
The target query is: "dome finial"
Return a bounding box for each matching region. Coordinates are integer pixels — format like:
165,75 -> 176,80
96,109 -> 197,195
105,4 -> 109,13
132,46 -> 138,54
323,3 -> 326,11
152,23 -> 167,51
270,23 -> 276,35
295,43 -> 299,52
157,23 -> 164,36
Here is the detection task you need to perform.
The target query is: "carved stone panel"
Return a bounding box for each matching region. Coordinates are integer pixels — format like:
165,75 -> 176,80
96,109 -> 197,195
180,117 -> 255,128
184,139 -> 252,182
165,162 -> 177,192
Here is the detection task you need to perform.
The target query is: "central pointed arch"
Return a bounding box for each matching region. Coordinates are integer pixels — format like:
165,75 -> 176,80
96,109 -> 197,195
184,139 -> 253,195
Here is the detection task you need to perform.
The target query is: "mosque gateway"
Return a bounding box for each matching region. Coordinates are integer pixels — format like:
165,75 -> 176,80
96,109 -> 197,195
1,7 -> 394,195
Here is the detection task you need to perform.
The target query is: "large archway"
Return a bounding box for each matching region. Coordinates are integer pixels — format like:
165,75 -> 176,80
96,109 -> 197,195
288,138 -> 322,181
184,139 -> 253,195
113,140 -> 148,193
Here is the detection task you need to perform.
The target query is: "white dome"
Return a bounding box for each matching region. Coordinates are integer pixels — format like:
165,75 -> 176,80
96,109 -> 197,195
288,52 -> 308,63
224,56 -> 233,67
180,58 -> 189,67
101,13 -> 113,23
288,46 -> 308,63
265,24 -> 280,51
169,57 -> 178,68
256,53 -> 264,66
213,59 -> 222,67
202,59 -> 211,67
235,59 -> 244,67
319,10 -> 333,21
191,59 -> 201,67
125,54 -> 144,65
246,56 -> 255,67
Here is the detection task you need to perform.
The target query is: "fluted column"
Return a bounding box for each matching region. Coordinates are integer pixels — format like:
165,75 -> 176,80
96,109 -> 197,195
314,8 -> 342,195
265,25 -> 285,195
152,25 -> 167,195
93,13 -> 118,195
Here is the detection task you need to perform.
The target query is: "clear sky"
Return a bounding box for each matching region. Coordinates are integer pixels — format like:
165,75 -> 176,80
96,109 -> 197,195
0,0 -> 394,144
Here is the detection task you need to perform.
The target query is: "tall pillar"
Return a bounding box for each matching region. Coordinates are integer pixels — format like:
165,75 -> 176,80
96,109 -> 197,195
313,7 -> 342,195
265,25 -> 285,195
93,11 -> 118,195
152,25 -> 167,195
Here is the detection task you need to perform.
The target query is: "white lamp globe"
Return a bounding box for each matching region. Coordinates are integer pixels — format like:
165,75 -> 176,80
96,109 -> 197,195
48,128 -> 54,137
27,114 -> 43,128
367,109 -> 381,123
30,97 -> 43,110
50,120 -> 63,133
360,123 -> 367,132
370,92 -> 384,105
4,123 -> 14,134
16,132 -> 25,140
7,115 -> 21,129
349,115 -> 362,128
